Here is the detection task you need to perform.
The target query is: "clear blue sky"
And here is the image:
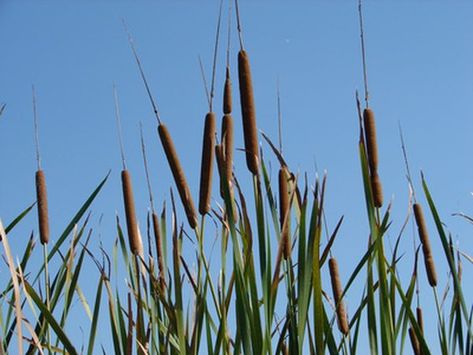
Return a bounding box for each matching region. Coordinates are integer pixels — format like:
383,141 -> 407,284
1,0 -> 472,352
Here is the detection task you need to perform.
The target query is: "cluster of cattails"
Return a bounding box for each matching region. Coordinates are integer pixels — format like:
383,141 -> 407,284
278,166 -> 291,259
363,108 -> 383,208
408,306 -> 424,355
413,203 -> 437,287
328,257 -> 350,335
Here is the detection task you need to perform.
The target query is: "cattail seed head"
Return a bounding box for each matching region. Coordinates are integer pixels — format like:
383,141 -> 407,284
221,114 -> 234,185
416,307 -> 424,334
279,167 -> 291,259
198,112 -> 216,215
158,124 -> 198,229
215,144 -> 226,199
152,212 -> 165,290
408,327 -> 421,355
413,203 -> 438,287
329,257 -> 349,335
121,170 -> 142,255
223,66 -> 232,114
371,171 -> 383,208
363,108 -> 379,174
35,169 -> 50,245
238,50 -> 259,175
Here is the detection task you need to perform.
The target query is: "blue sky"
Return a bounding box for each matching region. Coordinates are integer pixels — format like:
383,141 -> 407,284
1,0 -> 472,352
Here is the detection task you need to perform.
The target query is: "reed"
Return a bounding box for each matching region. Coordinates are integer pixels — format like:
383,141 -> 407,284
35,169 -> 50,245
238,49 -> 259,175
413,203 -> 438,287
158,124 -> 198,229
198,112 -> 216,215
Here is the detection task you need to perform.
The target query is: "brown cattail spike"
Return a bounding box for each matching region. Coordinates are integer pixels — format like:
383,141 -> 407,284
408,327 -> 421,355
158,124 -> 198,229
371,171 -> 383,208
35,170 -> 50,245
221,114 -> 234,184
223,67 -> 232,114
152,212 -> 165,290
329,257 -> 349,335
238,49 -> 259,175
198,112 -> 216,215
413,203 -> 438,287
279,167 -> 290,259
363,108 -> 379,174
215,144 -> 226,199
416,307 -> 424,334
121,170 -> 142,255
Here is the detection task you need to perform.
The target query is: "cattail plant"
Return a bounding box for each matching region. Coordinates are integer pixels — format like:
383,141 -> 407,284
358,0 -> 383,208
408,327 -> 421,355
363,108 -> 379,174
114,86 -> 143,256
221,8 -> 234,193
328,257 -> 350,335
223,67 -> 232,115
124,23 -> 198,230
221,114 -> 234,185
235,0 -> 259,175
158,124 -> 198,229
198,112 -> 216,215
413,202 -> 438,287
278,166 -> 291,259
35,170 -> 50,245
32,87 -> 50,245
370,171 -> 383,208
197,2 -> 222,216
416,306 -> 424,334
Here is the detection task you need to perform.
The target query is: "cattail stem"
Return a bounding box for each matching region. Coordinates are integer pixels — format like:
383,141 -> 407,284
329,257 -> 349,335
238,50 -> 259,175
121,170 -> 143,255
36,170 -> 50,245
158,124 -> 198,229
198,112 -> 216,215
413,203 -> 438,287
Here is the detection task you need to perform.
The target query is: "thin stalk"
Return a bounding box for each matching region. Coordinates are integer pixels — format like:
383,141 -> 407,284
43,244 -> 52,354
358,0 -> 370,108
